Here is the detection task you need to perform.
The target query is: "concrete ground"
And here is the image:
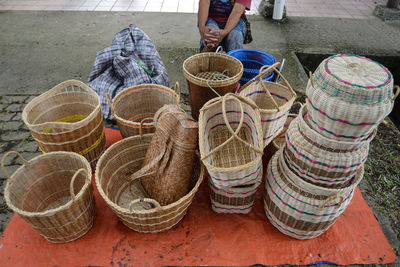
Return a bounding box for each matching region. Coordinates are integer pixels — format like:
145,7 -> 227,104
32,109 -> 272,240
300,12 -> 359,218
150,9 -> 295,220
1,9 -> 400,265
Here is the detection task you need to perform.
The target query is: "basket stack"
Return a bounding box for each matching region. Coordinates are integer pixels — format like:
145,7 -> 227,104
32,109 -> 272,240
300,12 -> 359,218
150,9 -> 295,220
263,54 -> 398,239
199,93 -> 264,214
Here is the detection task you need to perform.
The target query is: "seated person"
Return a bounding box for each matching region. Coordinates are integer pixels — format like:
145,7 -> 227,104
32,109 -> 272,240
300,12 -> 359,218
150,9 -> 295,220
198,0 -> 252,52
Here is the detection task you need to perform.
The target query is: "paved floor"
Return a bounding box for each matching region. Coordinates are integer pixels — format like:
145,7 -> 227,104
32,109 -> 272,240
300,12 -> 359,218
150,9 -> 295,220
0,0 -> 388,18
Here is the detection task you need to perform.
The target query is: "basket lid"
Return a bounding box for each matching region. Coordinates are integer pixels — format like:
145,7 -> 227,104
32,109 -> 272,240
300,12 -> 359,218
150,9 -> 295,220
313,54 -> 393,104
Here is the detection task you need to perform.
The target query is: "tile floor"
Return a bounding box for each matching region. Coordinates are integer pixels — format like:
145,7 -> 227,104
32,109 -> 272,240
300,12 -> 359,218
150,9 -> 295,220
0,0 -> 388,19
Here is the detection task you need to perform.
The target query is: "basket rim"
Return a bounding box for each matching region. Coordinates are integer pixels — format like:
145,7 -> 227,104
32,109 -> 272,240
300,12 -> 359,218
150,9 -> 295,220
4,151 -> 92,218
95,133 -> 205,215
183,53 -> 243,87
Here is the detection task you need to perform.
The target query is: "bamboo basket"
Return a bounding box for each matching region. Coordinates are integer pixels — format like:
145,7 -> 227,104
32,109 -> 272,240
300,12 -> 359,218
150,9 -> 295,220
306,54 -> 399,141
106,83 -> 181,138
239,64 -> 296,148
183,53 -> 243,120
22,80 -> 106,168
271,113 -> 298,154
263,148 -> 363,240
95,134 -> 204,233
199,93 -> 263,188
1,151 -> 95,243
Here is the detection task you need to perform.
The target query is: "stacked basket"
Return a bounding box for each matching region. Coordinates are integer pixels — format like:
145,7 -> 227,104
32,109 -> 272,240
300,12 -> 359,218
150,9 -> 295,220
263,54 -> 399,239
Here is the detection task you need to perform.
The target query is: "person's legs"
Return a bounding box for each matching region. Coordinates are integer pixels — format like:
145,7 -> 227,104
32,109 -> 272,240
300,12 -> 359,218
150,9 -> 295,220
223,18 -> 247,52
199,18 -> 220,52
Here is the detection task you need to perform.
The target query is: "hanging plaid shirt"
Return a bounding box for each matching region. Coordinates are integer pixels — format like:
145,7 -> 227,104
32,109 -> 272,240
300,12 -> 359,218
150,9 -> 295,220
87,24 -> 169,120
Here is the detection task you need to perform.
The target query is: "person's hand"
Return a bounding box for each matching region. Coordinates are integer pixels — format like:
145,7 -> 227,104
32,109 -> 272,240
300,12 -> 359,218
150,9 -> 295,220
199,25 -> 216,48
205,28 -> 228,48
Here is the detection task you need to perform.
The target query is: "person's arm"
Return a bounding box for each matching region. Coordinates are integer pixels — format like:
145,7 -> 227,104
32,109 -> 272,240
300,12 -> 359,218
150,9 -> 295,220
198,0 -> 213,47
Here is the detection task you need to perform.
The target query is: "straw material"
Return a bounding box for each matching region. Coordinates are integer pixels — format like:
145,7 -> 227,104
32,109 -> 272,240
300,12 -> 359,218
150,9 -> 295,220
1,151 -> 95,243
199,93 -> 263,188
271,114 -> 297,152
22,80 -> 106,168
108,83 -> 180,138
263,149 -> 363,240
239,65 -> 296,147
138,105 -> 198,206
183,53 -> 243,119
95,134 -> 204,233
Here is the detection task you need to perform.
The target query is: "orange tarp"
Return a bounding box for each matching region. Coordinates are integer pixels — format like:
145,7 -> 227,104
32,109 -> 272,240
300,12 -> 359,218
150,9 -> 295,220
0,128 -> 396,266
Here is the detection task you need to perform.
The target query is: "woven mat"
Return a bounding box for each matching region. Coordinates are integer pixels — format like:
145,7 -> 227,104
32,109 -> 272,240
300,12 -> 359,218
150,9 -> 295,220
0,128 -> 396,266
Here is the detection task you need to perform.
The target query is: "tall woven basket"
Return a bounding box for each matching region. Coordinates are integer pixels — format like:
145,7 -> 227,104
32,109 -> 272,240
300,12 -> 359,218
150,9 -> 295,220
199,93 -> 263,188
264,148 -> 363,240
183,53 -> 243,120
239,65 -> 297,147
306,54 -> 399,141
1,151 -> 96,243
95,134 -> 204,233
107,83 -> 181,138
22,80 -> 106,168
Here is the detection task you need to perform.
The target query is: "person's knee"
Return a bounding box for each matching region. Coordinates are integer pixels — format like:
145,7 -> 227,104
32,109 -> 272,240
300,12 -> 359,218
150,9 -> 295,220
225,30 -> 244,51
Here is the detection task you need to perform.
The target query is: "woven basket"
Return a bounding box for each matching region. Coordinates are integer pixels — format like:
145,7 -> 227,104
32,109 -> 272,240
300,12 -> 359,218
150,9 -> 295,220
263,148 -> 363,240
107,83 -> 180,138
307,54 -> 399,141
199,93 -> 263,188
239,65 -> 296,147
1,151 -> 95,243
208,169 -> 262,214
22,80 -> 106,168
183,53 -> 243,120
95,134 -> 204,233
271,113 -> 298,153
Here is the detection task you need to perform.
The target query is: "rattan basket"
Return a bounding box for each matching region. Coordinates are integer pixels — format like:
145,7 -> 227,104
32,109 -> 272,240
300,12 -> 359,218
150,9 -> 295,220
199,93 -> 263,188
1,151 -> 96,243
95,134 -> 204,233
239,65 -> 296,147
107,83 -> 181,138
183,53 -> 243,120
22,80 -> 106,168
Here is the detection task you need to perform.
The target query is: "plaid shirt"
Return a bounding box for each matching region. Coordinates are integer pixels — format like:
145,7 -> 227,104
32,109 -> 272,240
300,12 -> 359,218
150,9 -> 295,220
87,24 -> 169,120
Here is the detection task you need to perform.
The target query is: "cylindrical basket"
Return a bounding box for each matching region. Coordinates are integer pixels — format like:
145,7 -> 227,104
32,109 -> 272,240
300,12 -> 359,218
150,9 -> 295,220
199,93 -> 263,188
95,134 -> 204,233
239,65 -> 296,147
1,151 -> 96,243
107,83 -> 181,138
263,148 -> 363,240
183,53 -> 243,120
22,80 -> 106,168
307,54 -> 399,141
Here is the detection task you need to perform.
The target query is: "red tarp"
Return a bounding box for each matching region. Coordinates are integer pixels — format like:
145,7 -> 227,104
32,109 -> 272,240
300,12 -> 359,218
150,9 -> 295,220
0,128 -> 396,266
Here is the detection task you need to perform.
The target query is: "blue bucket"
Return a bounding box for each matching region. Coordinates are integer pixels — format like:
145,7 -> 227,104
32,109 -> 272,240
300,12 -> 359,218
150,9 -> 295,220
227,49 -> 277,86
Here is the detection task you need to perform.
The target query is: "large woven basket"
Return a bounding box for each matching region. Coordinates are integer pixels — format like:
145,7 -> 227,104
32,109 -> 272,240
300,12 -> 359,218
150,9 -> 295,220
307,54 -> 399,141
1,151 -> 95,243
95,134 -> 204,233
263,148 -> 363,240
183,53 -> 243,120
22,80 -> 106,168
199,93 -> 263,188
107,83 -> 180,138
239,65 -> 296,147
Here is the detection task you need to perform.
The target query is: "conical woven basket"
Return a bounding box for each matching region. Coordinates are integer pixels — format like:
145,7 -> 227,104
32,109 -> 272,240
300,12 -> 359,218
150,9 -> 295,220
107,83 -> 181,138
183,53 -> 243,120
1,151 -> 96,243
239,65 -> 296,147
199,93 -> 263,188
263,148 -> 363,240
22,80 -> 106,168
95,134 -> 204,233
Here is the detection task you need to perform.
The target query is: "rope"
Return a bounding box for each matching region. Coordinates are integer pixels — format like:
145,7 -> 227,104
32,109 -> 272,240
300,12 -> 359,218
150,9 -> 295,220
206,70 -> 230,97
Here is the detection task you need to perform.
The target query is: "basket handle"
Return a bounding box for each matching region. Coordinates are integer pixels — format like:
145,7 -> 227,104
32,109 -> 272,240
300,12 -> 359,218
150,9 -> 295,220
291,101 -> 303,111
309,71 -> 316,88
173,81 -> 182,104
392,85 -> 400,102
70,168 -> 90,200
1,151 -> 29,181
319,194 -> 344,210
129,198 -> 162,212
260,79 -> 280,111
215,46 -> 223,53
238,62 -> 281,93
139,117 -> 154,137
269,65 -> 296,98
106,93 -> 115,115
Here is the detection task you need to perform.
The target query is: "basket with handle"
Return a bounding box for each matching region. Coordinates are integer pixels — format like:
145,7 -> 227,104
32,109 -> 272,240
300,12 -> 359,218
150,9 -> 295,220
238,64 -> 297,148
21,80 -> 106,168
106,82 -> 181,138
95,133 -> 204,233
263,148 -> 363,240
183,53 -> 243,120
306,54 -> 399,141
199,93 -> 263,188
1,151 -> 96,243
